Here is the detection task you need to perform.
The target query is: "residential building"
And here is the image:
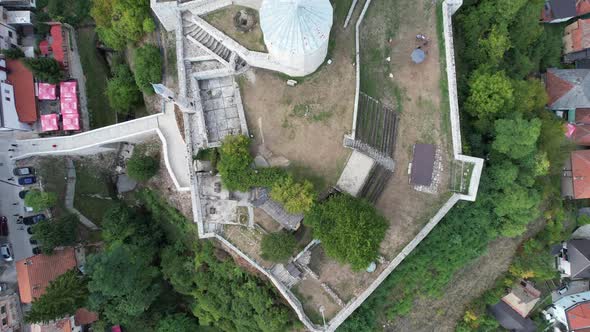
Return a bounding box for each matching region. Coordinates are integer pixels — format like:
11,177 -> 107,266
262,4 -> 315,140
545,69 -> 590,111
0,58 -> 30,131
489,281 -> 540,332
544,290 -> 590,331
15,247 -> 77,304
5,58 -> 36,126
542,0 -> 590,23
0,14 -> 17,50
0,291 -> 22,332
564,19 -> 590,64
555,240 -> 590,278
0,0 -> 35,9
563,150 -> 590,199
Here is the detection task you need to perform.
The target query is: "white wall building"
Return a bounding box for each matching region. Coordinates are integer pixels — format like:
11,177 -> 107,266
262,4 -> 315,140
0,0 -> 34,9
0,16 -> 17,50
544,290 -> 590,331
0,58 -> 30,131
259,0 -> 333,77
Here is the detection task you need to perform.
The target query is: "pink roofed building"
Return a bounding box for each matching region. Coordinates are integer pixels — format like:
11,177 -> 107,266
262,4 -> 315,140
62,113 -> 79,131
40,113 -> 58,132
37,83 -> 56,100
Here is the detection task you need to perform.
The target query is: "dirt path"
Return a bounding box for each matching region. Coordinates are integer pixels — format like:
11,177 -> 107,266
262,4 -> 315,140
385,217 -> 547,331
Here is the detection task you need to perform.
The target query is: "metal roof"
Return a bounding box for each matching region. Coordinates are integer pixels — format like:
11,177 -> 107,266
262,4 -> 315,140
259,0 -> 333,56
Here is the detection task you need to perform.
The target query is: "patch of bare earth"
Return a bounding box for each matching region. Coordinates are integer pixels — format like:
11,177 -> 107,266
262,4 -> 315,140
204,5 -> 267,52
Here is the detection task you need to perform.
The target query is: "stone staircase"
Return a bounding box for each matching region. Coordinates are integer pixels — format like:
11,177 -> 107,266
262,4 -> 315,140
344,136 -> 395,171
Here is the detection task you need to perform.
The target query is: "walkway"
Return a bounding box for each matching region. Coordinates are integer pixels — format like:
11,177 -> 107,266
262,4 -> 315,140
64,23 -> 91,132
64,158 -> 99,231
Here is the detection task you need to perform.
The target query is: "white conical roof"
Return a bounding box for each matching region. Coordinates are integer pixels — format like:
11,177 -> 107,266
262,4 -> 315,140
260,0 -> 333,56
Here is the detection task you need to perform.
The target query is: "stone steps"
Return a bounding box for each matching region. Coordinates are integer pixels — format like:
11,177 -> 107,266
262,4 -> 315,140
344,137 -> 395,171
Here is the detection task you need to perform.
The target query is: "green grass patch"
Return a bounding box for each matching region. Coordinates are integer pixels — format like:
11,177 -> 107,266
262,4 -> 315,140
332,0 -> 354,25
37,158 -> 67,216
73,161 -> 118,225
76,28 -> 116,128
286,162 -> 328,192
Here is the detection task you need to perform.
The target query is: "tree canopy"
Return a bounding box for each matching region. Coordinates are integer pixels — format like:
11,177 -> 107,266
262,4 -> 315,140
26,270 -> 88,323
270,176 -> 315,213
91,0 -> 154,50
24,189 -> 57,212
306,194 -> 388,270
156,314 -> 199,332
260,232 -> 297,262
133,44 -> 162,94
31,214 -> 79,254
22,58 -> 63,84
106,64 -> 142,115
126,152 -> 160,181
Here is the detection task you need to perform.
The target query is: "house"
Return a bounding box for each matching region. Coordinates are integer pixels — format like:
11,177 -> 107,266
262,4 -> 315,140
0,11 -> 17,50
554,239 -> 590,279
564,19 -> 590,64
0,291 -> 22,331
544,290 -> 590,331
489,280 -> 540,332
542,0 -> 590,23
6,58 -> 36,126
0,58 -> 29,131
0,0 -> 35,9
15,247 -> 77,304
546,69 -> 590,111
39,23 -> 69,72
563,150 -> 590,199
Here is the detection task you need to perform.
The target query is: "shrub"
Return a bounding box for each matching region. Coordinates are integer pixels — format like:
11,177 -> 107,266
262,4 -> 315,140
32,214 -> 79,254
126,153 -> 160,182
91,0 -> 152,49
270,176 -> 315,213
106,64 -> 141,114
305,194 -> 388,270
133,44 -> 162,94
2,48 -> 24,59
260,232 -> 297,262
24,189 -> 57,212
22,58 -> 63,84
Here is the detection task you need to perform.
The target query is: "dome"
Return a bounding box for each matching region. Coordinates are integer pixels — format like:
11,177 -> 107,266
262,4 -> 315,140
259,0 -> 333,57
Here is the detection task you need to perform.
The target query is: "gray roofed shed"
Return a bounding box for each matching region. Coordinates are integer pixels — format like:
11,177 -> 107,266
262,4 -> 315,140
548,0 -> 577,20
547,69 -> 590,110
410,144 -> 436,186
568,239 -> 590,279
489,301 -> 537,332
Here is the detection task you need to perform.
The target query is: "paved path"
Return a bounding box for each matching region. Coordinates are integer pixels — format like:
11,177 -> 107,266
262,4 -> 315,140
64,23 -> 91,132
64,158 -> 99,231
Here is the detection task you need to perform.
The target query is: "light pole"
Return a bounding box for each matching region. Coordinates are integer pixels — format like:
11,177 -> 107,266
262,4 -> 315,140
319,305 -> 326,330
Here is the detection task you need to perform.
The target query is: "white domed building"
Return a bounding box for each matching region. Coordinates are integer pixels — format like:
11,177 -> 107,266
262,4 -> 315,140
259,0 -> 333,76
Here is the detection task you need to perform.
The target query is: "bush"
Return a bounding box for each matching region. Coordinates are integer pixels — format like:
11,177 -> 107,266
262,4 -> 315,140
32,214 -> 79,254
126,153 -> 160,181
2,48 -> 24,59
106,64 -> 141,114
24,189 -> 57,212
91,0 -> 152,50
260,232 -> 297,262
305,194 -> 388,270
22,58 -> 63,84
270,176 -> 315,213
133,44 -> 162,94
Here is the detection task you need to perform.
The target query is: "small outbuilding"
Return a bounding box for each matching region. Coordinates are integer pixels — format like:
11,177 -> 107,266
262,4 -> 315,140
410,144 -> 436,186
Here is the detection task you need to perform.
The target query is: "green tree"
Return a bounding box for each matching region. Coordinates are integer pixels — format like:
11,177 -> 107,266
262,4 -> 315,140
478,24 -> 511,65
305,194 -> 388,270
32,214 -> 79,254
579,214 -> 590,226
1,48 -> 24,59
157,313 -> 199,332
487,161 -> 518,190
127,152 -> 160,181
24,189 -> 57,212
260,232 -> 297,262
218,135 -> 254,191
133,44 -> 162,94
270,176 -> 315,213
492,115 -> 541,159
22,58 -> 63,84
91,0 -> 152,50
25,270 -> 89,323
87,242 -> 161,326
106,64 -> 141,115
465,70 -> 514,119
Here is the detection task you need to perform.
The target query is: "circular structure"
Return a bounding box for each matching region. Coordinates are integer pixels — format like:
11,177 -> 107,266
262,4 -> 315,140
259,0 -> 333,77
233,9 -> 257,32
411,48 -> 426,64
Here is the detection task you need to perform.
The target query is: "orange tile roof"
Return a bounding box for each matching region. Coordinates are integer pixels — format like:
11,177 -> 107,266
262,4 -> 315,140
546,70 -> 575,106
6,59 -> 37,123
572,150 -> 590,199
568,302 -> 590,330
576,108 -> 590,123
16,247 -> 77,303
74,308 -> 98,325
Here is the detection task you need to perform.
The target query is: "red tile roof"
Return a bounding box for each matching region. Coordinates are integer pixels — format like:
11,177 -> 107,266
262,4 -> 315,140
49,24 -> 65,66
16,247 -> 77,303
546,70 -> 575,106
572,150 -> 590,199
568,302 -> 590,330
564,19 -> 590,54
577,109 -> 590,123
573,125 -> 590,145
74,308 -> 98,326
7,59 -> 37,123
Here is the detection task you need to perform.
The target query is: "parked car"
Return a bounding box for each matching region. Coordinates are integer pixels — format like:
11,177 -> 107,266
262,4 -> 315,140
23,214 -> 45,226
0,244 -> 12,261
0,283 -> 8,292
13,167 -> 34,176
29,238 -> 37,245
17,176 -> 36,185
26,227 -> 33,235
0,218 -> 8,236
18,190 -> 28,199
32,247 -> 41,255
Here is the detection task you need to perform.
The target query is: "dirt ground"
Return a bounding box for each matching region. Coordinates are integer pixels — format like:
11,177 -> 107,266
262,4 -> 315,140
358,0 -> 452,259
204,5 -> 267,52
384,218 -> 548,332
239,22 -> 356,192
293,277 -> 342,323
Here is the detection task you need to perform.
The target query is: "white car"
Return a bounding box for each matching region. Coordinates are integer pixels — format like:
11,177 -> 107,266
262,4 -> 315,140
0,244 -> 13,262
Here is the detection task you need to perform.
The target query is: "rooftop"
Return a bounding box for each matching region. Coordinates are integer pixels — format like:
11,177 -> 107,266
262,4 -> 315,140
7,59 -> 37,123
410,144 -> 436,186
571,150 -> 590,199
16,247 -> 77,303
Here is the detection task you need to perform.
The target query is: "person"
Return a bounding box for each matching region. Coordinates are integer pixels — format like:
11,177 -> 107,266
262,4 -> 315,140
10,144 -> 17,147
52,144 -> 57,148
7,149 -> 14,152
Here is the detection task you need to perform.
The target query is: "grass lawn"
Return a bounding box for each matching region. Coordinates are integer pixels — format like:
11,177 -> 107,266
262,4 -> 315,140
37,158 -> 67,217
73,161 -> 118,226
76,27 -> 116,129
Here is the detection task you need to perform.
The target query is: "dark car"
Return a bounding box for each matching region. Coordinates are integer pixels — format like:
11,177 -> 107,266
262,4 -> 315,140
29,238 -> 37,245
26,227 -> 33,235
18,190 -> 28,199
23,214 -> 45,226
0,218 -> 8,236
13,167 -> 34,176
17,176 -> 36,185
32,247 -> 41,255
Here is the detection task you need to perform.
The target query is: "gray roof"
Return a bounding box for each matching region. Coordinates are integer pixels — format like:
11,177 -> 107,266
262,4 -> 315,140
251,188 -> 303,231
548,69 -> 590,110
548,0 -> 577,19
411,144 -> 436,186
568,239 -> 590,279
489,301 -> 537,332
